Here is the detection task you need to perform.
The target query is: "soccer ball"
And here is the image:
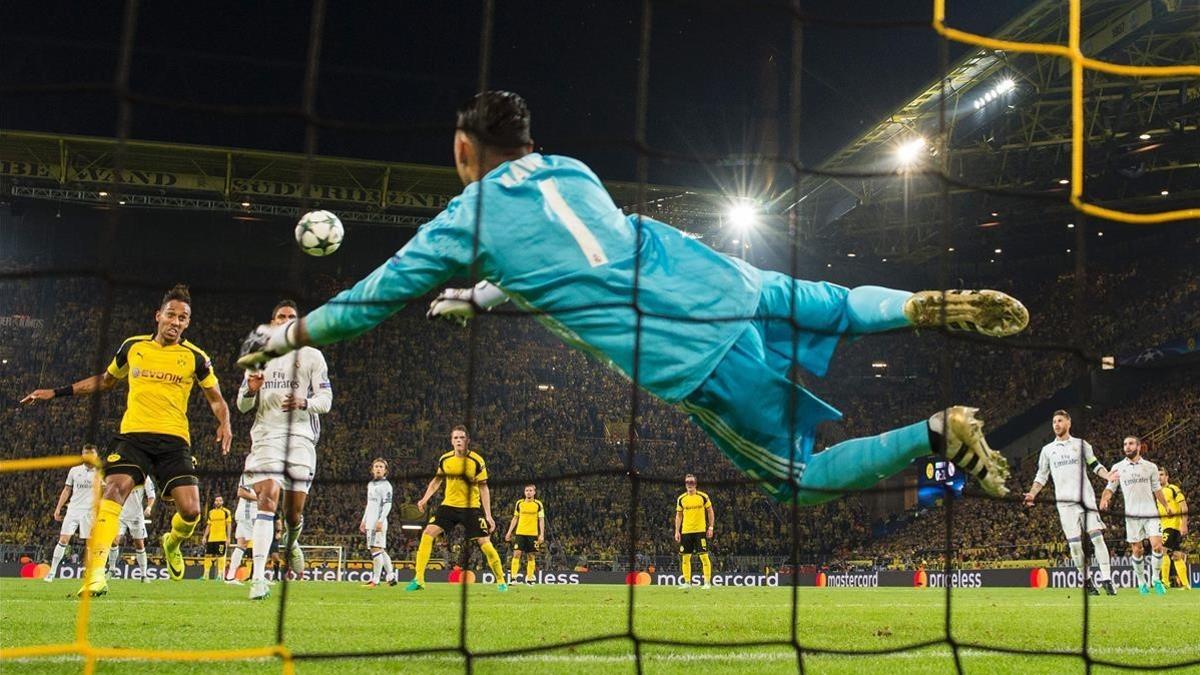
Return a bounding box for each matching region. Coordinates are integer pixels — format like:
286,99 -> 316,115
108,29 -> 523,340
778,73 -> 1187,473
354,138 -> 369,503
295,210 -> 344,256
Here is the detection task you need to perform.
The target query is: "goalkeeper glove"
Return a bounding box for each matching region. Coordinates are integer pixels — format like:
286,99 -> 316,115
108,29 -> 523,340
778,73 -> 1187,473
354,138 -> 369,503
237,320 -> 298,370
426,281 -> 508,326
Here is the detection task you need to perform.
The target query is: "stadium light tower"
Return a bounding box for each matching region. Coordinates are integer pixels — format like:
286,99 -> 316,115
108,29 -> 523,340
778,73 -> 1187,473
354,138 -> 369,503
726,201 -> 759,233
895,137 -> 926,167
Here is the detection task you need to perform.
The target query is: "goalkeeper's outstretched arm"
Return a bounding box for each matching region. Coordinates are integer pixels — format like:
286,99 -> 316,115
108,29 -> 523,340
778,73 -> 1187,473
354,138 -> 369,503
238,208 -> 475,369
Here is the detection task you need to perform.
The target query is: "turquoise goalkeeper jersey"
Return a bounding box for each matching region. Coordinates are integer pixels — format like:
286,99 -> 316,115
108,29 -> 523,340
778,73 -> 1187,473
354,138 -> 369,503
306,153 -> 761,402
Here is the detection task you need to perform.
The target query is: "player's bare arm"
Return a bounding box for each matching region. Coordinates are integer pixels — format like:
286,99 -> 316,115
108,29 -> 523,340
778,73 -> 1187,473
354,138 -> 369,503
505,512 -> 518,542
21,371 -> 119,405
416,476 -> 442,513
706,504 -> 715,539
478,482 -> 496,533
1098,488 -> 1113,512
1022,482 -> 1044,507
202,383 -> 233,455
674,511 -> 683,543
52,485 -> 71,522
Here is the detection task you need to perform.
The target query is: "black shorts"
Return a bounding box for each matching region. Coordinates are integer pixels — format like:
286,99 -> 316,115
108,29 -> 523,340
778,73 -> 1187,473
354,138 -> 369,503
1163,528 -> 1183,552
513,534 -> 540,553
104,433 -> 197,497
680,532 -> 708,555
206,541 -> 227,556
430,505 -> 489,539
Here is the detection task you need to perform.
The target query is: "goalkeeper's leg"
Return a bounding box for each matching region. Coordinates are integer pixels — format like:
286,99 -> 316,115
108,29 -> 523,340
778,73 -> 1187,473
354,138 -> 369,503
791,408 -> 1009,504
758,271 -> 912,337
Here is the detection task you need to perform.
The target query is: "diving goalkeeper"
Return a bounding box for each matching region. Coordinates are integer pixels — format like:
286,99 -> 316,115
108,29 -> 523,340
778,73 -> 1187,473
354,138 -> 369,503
239,91 -> 1025,503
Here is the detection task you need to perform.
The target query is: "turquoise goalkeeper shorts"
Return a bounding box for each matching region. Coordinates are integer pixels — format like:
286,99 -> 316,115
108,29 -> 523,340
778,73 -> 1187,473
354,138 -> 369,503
678,273 -> 858,498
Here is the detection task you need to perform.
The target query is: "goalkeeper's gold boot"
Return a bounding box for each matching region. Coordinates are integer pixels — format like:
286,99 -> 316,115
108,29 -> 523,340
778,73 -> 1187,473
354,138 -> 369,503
75,570 -> 108,598
931,406 -> 1010,497
904,290 -> 1028,337
162,533 -> 185,581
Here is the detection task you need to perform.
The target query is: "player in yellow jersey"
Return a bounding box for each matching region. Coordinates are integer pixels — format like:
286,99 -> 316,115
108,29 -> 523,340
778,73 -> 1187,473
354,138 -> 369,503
21,284 -> 232,596
407,426 -> 507,592
200,496 -> 233,580
674,474 -> 715,590
504,484 -> 545,584
1158,468 -> 1189,589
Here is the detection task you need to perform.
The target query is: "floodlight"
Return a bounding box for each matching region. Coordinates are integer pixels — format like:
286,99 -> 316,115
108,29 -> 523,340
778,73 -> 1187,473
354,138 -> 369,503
726,202 -> 758,231
896,137 -> 926,166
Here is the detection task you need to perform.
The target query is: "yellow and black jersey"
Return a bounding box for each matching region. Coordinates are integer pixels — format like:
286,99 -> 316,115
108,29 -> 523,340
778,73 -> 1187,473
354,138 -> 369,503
106,334 -> 218,444
676,491 -> 712,534
206,506 -> 232,542
513,498 -> 545,536
1159,483 -> 1186,531
436,450 -> 488,509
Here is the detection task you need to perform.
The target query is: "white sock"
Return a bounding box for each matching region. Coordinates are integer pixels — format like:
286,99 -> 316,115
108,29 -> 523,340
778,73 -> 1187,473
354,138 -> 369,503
107,547 -> 120,574
227,547 -> 245,580
135,550 -> 148,577
382,553 -> 393,581
1068,541 -> 1086,576
1132,556 -> 1144,586
252,514 -> 275,581
372,551 -> 384,583
49,543 -> 67,578
1151,552 -> 1163,583
1090,533 -> 1111,581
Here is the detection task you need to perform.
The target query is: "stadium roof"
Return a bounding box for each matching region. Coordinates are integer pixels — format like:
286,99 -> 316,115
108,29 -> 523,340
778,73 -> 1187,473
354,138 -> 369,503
789,0 -> 1200,262
0,130 -> 729,230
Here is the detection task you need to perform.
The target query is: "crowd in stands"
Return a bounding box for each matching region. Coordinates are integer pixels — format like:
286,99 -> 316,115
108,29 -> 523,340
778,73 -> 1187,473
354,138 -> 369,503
2,225 -> 1197,573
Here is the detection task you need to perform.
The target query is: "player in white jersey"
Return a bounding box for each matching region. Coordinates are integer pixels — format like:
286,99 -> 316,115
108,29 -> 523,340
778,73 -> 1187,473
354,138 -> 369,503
360,458 -> 396,587
1024,410 -> 1118,595
46,444 -> 99,582
1099,436 -> 1172,596
107,477 -> 155,581
236,299 -> 333,601
224,473 -> 258,585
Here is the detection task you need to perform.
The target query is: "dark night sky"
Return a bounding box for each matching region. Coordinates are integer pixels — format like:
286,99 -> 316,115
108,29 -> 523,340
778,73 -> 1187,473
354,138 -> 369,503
1,1 -> 1034,187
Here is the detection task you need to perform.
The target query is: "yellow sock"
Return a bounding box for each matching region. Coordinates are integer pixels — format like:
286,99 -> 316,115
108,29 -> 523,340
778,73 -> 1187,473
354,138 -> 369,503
681,555 -> 692,584
217,556 -> 227,578
480,541 -> 505,584
1174,559 -> 1190,589
86,499 -> 123,580
415,534 -> 434,584
510,555 -> 520,578
699,553 -> 712,585
1163,556 -> 1173,586
202,557 -> 213,578
171,512 -> 199,540
526,556 -> 535,580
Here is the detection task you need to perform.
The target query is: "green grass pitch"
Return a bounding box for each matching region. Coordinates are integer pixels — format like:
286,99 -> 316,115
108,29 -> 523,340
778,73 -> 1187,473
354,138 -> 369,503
2,579 -> 1197,674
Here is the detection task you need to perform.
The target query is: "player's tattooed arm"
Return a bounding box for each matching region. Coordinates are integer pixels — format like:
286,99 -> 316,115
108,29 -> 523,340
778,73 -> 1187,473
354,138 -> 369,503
202,383 -> 233,455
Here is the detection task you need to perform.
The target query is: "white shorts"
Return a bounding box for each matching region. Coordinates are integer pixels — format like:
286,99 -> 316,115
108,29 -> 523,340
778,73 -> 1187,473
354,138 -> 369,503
366,528 -> 387,550
118,517 -> 148,540
1058,503 -> 1104,540
60,510 -> 94,539
243,436 -> 316,494
235,517 -> 254,541
1125,516 -> 1162,543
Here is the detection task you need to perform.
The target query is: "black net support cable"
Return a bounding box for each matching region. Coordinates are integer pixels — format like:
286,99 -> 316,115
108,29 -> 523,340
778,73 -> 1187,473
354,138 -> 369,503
2,0 -> 1197,673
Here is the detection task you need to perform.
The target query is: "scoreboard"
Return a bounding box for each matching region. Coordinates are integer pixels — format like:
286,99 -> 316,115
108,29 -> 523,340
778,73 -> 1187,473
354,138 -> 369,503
917,458 -> 965,507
